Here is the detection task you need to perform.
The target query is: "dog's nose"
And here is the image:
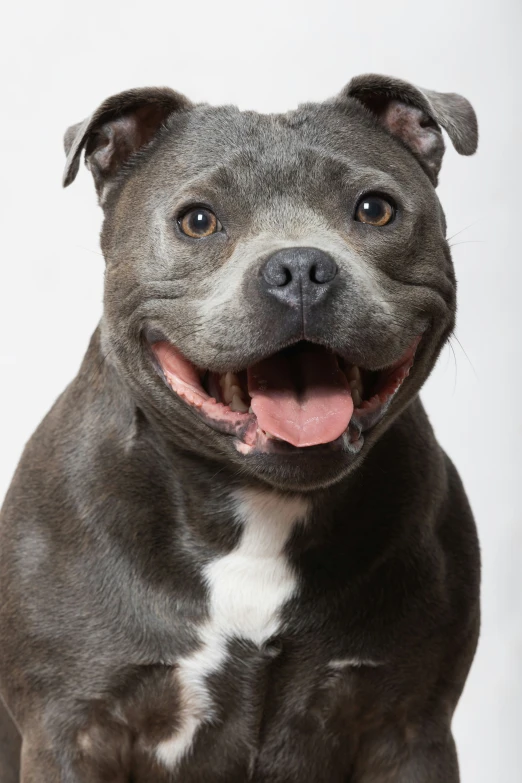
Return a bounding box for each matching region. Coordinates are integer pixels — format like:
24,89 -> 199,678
260,247 -> 338,308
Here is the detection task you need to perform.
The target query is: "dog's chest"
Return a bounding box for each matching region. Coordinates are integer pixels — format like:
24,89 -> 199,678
155,488 -> 309,770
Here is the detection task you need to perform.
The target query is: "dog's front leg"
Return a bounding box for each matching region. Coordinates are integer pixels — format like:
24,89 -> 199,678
20,736 -> 66,783
0,696 -> 21,783
353,733 -> 459,783
19,726 -> 132,783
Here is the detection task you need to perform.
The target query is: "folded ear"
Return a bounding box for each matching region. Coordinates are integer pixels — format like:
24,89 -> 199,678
63,87 -> 193,197
343,74 -> 478,184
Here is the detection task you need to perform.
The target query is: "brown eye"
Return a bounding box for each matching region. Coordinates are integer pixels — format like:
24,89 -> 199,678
355,196 -> 395,226
178,208 -> 222,238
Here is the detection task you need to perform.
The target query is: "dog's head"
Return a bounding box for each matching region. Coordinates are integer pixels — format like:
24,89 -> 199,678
63,75 -> 477,491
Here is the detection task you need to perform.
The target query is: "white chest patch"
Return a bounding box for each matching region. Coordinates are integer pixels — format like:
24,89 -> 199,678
155,488 -> 309,769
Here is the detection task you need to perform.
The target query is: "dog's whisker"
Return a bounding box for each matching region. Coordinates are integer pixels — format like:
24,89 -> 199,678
74,244 -> 105,257
449,240 -> 485,248
445,221 -> 481,243
446,337 -> 459,396
449,332 -> 479,380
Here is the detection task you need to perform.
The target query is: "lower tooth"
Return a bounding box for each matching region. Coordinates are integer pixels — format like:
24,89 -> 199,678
220,372 -> 248,405
230,394 -> 249,413
352,389 -> 362,407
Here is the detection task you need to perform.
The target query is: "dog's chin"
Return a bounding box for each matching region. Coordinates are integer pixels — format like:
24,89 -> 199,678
229,444 -> 365,492
144,332 -> 421,490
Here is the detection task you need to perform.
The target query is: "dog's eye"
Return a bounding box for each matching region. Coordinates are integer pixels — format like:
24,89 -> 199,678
178,208 -> 222,238
355,196 -> 395,227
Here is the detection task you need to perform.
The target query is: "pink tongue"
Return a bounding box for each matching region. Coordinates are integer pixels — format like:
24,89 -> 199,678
247,345 -> 354,448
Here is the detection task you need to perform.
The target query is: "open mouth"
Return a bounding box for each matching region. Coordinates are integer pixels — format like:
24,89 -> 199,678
149,337 -> 420,455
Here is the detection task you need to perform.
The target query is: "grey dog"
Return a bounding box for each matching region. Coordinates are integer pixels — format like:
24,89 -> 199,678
0,74 -> 480,782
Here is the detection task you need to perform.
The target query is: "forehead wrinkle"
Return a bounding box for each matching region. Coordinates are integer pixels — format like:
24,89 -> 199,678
175,146 -> 412,210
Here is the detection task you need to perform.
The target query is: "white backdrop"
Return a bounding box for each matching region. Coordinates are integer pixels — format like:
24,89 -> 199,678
1,1 -> 520,779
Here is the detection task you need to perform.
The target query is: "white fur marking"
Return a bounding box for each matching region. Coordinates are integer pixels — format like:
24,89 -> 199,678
156,489 -> 308,768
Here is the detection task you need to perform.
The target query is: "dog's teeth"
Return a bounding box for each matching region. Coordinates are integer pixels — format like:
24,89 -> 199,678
220,372 -> 242,405
230,394 -> 249,413
348,366 -> 364,404
350,378 -> 363,394
248,406 -> 254,414
349,366 -> 361,382
219,372 -> 234,404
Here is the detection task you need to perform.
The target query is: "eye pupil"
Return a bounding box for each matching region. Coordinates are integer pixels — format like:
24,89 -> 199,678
362,200 -> 383,220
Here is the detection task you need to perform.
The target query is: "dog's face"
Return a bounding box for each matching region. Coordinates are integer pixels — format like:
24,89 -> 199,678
64,75 -> 477,491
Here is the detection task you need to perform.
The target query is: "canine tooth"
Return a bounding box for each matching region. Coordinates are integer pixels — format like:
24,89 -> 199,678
220,371 -> 241,405
349,366 -> 361,383
248,406 -> 254,414
352,388 -> 362,407
230,394 -> 249,413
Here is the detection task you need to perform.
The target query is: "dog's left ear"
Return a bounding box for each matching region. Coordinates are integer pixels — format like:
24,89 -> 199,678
343,74 -> 478,184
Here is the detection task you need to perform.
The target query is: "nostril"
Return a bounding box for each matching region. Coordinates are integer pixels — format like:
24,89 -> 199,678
311,257 -> 337,284
280,267 -> 292,287
263,260 -> 293,287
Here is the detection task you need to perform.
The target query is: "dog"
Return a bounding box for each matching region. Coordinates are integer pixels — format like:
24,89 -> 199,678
0,74 -> 480,782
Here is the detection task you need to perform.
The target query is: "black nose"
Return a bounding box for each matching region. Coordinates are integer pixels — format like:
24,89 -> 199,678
260,247 -> 338,308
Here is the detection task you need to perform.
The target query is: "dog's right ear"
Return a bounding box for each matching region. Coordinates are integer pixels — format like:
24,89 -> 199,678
63,87 -> 193,197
